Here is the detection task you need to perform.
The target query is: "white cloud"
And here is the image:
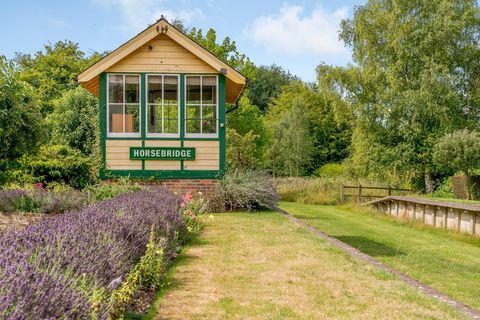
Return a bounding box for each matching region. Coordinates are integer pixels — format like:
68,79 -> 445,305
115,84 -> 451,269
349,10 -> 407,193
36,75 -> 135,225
245,5 -> 349,56
92,0 -> 203,31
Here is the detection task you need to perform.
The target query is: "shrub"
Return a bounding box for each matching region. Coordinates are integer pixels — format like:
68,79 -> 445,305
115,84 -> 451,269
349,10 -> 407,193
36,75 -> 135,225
20,145 -> 97,189
220,170 -> 279,211
315,163 -> 345,177
0,189 -> 186,319
0,186 -> 88,213
180,192 -> 209,241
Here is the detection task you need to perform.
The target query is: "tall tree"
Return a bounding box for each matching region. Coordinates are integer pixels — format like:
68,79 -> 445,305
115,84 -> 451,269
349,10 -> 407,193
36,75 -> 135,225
15,41 -> 102,115
0,57 -> 45,168
247,64 -> 297,112
318,0 -> 480,190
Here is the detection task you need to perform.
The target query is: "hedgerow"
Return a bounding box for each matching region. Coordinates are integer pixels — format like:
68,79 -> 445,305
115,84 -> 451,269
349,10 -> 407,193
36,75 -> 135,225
0,188 -> 199,319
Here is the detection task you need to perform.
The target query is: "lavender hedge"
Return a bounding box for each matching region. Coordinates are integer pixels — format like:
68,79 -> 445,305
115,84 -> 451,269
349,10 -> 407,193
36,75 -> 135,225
0,188 -> 186,319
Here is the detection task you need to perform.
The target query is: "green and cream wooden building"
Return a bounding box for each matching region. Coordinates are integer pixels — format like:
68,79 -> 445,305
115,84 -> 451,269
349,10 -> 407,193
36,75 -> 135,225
78,18 -> 246,183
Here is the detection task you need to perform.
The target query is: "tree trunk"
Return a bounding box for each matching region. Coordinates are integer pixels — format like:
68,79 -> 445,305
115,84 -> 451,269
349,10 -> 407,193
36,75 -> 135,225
424,172 -> 434,194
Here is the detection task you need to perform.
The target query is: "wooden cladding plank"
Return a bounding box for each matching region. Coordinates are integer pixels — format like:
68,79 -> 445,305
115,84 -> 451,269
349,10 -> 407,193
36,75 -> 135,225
183,140 -> 219,148
144,140 -> 181,147
106,140 -> 142,147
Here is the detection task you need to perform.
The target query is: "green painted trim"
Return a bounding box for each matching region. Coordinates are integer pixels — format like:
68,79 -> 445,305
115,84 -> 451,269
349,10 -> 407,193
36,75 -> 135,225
180,74 -> 185,171
105,137 -> 219,141
140,73 -> 146,171
219,74 -> 226,176
106,170 -> 221,179
99,73 -> 107,179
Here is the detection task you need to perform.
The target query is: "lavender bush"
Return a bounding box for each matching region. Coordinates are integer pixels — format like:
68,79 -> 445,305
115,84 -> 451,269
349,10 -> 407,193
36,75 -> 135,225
0,188 -> 186,319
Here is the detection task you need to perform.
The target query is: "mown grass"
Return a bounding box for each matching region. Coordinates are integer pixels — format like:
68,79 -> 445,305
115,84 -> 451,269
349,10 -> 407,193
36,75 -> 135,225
280,201 -> 480,310
149,211 -> 463,319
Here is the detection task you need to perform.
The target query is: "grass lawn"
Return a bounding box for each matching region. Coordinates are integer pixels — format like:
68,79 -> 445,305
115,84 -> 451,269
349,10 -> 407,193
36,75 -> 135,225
149,211 -> 463,319
280,201 -> 480,311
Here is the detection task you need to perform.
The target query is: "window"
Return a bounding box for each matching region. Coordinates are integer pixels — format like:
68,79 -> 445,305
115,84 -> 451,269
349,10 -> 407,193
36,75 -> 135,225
147,75 -> 179,137
108,74 -> 140,136
185,75 -> 217,137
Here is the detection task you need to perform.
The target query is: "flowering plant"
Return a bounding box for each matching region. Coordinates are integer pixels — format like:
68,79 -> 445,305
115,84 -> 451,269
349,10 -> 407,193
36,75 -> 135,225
179,192 -> 209,240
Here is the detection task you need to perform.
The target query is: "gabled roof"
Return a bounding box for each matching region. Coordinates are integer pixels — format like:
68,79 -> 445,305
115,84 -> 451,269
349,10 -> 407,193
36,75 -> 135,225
78,18 -> 246,104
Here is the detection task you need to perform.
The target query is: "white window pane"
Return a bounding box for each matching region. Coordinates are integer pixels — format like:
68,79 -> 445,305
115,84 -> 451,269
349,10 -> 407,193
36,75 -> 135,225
109,104 -> 123,133
202,76 -> 216,104
202,119 -> 216,134
125,104 -> 139,133
186,76 -> 201,104
148,76 -> 162,104
125,75 -> 139,103
164,76 -> 178,104
109,75 -> 123,103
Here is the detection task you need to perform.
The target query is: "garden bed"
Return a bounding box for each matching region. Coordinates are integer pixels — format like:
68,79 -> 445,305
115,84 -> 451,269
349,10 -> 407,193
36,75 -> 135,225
0,188 -> 206,319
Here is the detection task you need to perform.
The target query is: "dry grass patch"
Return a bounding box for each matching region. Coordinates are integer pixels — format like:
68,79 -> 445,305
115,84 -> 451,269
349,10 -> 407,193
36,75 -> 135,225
150,212 -> 464,320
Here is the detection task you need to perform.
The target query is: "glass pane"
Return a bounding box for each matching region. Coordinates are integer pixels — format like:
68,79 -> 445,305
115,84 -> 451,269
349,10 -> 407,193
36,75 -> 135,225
125,104 -> 139,133
164,118 -> 178,134
125,75 -> 139,103
164,76 -> 178,104
202,76 -> 216,104
108,75 -> 123,103
109,104 -> 123,133
164,104 -> 178,134
186,105 -> 200,119
202,119 -> 216,134
148,105 -> 161,133
186,76 -> 201,104
148,76 -> 162,104
186,119 -> 201,133
202,105 -> 216,119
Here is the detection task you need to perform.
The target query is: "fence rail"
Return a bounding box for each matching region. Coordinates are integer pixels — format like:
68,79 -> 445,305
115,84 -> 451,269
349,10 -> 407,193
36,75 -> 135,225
340,185 -> 414,203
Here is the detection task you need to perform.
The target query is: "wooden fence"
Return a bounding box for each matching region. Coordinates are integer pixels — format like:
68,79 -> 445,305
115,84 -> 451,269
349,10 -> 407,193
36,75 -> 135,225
340,185 -> 414,203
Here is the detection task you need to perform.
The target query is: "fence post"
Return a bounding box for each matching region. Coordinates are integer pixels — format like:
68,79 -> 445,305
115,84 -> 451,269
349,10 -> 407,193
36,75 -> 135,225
358,185 -> 362,202
388,186 -> 392,196
340,185 -> 344,204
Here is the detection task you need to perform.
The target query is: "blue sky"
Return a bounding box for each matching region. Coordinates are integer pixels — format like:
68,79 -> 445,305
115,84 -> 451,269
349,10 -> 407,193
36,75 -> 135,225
0,0 -> 366,82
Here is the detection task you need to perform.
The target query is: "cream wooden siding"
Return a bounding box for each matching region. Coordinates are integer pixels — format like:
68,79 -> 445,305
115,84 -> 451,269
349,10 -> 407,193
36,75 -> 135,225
183,140 -> 220,170
106,140 -> 142,170
106,34 -> 217,73
144,140 -> 181,170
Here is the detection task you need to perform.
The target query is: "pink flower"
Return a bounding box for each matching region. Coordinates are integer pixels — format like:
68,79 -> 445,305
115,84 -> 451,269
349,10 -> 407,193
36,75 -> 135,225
182,192 -> 193,203
33,182 -> 43,189
180,202 -> 186,208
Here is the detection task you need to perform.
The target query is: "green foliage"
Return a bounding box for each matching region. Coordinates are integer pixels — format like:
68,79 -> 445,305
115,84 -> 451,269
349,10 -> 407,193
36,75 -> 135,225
226,128 -> 261,170
187,27 -> 255,78
431,177 -> 455,199
48,86 -> 99,156
220,169 -> 279,211
84,179 -> 143,202
20,145 -> 97,189
247,64 -> 297,112
15,41 -> 102,115
315,163 -> 345,177
267,82 -> 351,175
433,130 -> 480,176
180,192 -> 208,241
109,227 -> 165,318
0,56 -> 45,174
269,97 -> 314,176
318,0 -> 480,189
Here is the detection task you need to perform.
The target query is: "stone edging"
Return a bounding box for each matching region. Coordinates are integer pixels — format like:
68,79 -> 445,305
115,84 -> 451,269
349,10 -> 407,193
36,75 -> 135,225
276,207 -> 480,320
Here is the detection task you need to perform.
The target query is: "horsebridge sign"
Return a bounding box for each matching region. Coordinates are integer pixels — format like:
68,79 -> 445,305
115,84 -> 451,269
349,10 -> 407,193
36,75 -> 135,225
130,147 -> 195,160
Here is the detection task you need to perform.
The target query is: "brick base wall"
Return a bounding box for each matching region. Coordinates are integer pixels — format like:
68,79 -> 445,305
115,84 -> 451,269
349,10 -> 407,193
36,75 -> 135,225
106,179 -> 223,211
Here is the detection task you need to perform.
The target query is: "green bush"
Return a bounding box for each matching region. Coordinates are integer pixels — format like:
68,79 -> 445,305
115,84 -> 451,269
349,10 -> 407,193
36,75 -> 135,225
20,145 -> 97,189
84,178 -> 143,202
315,163 -> 345,177
220,170 -> 279,211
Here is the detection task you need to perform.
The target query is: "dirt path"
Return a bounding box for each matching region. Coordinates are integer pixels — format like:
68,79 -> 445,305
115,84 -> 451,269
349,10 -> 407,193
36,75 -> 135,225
152,212 -> 464,319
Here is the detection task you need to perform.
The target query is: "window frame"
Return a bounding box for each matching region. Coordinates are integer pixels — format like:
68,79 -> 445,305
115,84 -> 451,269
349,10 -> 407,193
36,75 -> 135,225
145,74 -> 181,138
184,75 -> 219,138
107,74 -> 141,138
